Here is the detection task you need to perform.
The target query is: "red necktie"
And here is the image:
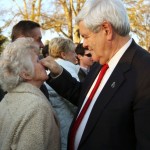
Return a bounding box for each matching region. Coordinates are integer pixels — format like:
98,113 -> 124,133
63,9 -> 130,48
69,64 -> 109,150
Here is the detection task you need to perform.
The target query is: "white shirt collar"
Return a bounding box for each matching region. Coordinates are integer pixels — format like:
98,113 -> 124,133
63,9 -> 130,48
108,38 -> 132,70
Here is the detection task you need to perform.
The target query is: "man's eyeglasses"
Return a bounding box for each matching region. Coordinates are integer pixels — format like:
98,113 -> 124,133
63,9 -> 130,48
84,53 -> 92,57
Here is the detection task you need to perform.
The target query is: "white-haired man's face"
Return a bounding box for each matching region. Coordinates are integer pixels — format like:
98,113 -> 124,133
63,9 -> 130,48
79,21 -> 112,65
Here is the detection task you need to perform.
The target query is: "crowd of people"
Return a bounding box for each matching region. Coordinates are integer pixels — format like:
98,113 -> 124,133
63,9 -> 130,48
1,0 -> 150,150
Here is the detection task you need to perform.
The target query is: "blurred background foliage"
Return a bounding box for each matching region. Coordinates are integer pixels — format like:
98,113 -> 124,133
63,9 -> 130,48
0,0 -> 149,54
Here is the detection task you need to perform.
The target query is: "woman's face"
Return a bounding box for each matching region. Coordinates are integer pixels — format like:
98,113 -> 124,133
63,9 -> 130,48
64,50 -> 77,64
30,53 -> 48,87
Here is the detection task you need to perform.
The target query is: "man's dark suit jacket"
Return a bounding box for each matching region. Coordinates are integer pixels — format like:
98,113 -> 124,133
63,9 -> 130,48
78,68 -> 87,82
47,40 -> 150,150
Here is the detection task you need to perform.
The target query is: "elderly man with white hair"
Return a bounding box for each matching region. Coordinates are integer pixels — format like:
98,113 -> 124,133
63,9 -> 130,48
41,0 -> 150,149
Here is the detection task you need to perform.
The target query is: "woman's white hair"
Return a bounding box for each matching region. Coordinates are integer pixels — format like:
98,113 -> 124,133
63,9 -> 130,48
76,0 -> 130,36
0,37 -> 39,92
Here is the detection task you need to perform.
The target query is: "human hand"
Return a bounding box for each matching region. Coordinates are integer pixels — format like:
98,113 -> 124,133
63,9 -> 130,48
40,56 -> 63,77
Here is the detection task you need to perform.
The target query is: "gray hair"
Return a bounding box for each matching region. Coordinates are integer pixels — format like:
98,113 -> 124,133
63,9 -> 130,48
76,0 -> 130,36
0,37 -> 39,92
49,37 -> 75,58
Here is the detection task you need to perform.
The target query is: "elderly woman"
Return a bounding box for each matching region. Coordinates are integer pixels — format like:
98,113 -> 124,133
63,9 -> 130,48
0,38 -> 60,150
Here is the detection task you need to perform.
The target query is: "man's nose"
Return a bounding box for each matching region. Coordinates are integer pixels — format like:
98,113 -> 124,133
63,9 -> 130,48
82,40 -> 88,49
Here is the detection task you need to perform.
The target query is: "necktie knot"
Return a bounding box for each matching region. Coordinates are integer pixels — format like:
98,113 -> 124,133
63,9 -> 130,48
99,64 -> 109,79
102,64 -> 109,72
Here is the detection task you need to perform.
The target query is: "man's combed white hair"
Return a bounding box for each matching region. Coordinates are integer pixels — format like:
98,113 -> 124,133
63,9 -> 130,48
0,37 -> 39,92
76,0 -> 130,36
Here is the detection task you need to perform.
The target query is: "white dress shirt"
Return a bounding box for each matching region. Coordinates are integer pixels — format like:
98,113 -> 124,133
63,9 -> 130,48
74,39 -> 132,150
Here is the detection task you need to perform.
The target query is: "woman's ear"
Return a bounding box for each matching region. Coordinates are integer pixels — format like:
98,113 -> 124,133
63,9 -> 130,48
60,51 -> 66,59
19,70 -> 32,80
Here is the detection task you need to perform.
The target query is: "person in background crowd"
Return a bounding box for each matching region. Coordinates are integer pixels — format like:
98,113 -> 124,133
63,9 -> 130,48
40,0 -> 150,149
0,37 -> 60,150
42,44 -> 49,58
75,43 -> 93,82
49,37 -> 80,81
11,20 -> 44,48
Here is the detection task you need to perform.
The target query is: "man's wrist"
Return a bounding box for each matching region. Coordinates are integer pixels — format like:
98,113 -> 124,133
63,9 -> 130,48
49,67 -> 63,79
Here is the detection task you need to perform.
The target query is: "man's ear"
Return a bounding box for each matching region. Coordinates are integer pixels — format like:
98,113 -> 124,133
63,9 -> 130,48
77,54 -> 82,60
19,70 -> 32,80
102,21 -> 113,41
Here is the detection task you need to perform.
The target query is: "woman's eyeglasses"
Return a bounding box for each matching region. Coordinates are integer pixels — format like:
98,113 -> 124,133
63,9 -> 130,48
84,53 -> 92,57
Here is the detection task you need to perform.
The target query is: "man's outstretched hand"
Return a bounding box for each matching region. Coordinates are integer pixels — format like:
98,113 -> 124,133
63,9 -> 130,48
41,56 -> 63,77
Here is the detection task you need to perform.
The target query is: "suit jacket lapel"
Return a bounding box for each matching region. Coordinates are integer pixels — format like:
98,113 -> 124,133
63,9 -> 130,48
80,67 -> 125,144
79,39 -> 137,146
69,63 -> 102,133
78,63 -> 102,107
72,63 -> 102,122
